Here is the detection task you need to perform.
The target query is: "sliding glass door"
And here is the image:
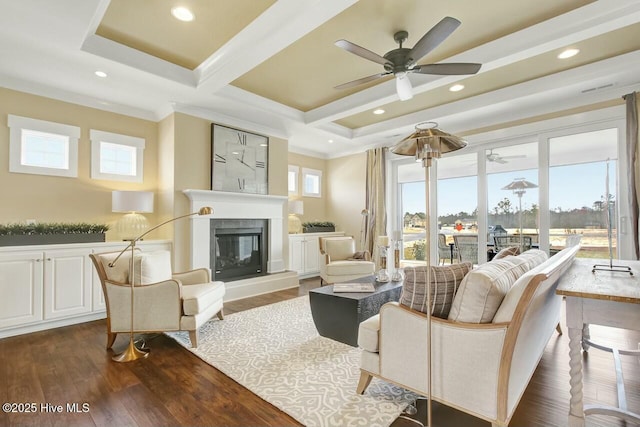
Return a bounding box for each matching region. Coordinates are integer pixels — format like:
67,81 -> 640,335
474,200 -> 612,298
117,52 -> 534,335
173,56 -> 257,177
548,128 -> 618,258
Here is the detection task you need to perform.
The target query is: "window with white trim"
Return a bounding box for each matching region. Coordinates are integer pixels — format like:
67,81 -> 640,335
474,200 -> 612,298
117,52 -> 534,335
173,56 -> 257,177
8,115 -> 80,177
90,130 -> 145,182
302,167 -> 322,197
288,165 -> 299,195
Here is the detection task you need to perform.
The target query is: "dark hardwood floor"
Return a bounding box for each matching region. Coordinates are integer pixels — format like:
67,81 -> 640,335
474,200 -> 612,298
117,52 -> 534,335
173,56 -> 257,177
1,277 -> 638,427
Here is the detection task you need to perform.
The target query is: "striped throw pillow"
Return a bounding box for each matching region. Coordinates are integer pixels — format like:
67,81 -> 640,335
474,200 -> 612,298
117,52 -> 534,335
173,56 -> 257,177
400,262 -> 473,318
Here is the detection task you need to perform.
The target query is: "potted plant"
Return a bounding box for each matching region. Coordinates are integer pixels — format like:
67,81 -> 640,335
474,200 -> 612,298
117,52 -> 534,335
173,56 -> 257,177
302,221 -> 336,233
0,222 -> 110,246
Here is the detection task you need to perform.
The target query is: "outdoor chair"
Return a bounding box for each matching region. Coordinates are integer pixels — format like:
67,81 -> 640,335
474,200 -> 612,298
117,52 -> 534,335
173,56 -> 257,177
453,234 -> 478,265
494,235 -> 532,253
437,233 -> 457,264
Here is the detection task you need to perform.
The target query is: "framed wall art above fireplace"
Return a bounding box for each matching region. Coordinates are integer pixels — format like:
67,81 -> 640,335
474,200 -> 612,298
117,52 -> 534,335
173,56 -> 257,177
211,123 -> 269,195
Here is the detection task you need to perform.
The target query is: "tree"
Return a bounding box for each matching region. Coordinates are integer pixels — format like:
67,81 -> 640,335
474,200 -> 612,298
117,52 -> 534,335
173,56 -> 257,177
497,198 -> 512,215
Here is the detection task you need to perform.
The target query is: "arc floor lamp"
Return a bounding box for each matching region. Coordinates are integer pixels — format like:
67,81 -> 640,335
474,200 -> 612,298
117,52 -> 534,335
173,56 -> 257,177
108,206 -> 213,362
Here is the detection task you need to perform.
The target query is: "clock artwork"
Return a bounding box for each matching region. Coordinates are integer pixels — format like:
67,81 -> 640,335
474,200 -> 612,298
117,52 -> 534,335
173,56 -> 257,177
211,124 -> 268,194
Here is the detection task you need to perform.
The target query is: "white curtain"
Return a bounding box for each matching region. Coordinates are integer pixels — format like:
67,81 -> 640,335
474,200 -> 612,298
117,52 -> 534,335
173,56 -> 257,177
624,92 -> 639,259
365,147 -> 387,266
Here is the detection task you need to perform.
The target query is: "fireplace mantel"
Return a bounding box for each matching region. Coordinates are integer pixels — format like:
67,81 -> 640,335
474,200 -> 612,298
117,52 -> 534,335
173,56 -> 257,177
183,189 -> 287,274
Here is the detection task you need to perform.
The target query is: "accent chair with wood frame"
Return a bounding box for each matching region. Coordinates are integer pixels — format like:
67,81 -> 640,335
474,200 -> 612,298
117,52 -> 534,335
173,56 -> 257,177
319,236 -> 375,285
90,250 -> 225,349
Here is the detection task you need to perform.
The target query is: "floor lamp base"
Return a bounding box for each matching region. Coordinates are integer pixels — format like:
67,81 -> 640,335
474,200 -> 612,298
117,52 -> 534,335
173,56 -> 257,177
112,335 -> 149,362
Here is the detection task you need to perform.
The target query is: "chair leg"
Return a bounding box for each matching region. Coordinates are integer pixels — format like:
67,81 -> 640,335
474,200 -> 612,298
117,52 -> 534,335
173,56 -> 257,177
320,277 -> 324,286
217,309 -> 224,321
106,332 -> 117,349
356,371 -> 373,395
189,330 -> 198,348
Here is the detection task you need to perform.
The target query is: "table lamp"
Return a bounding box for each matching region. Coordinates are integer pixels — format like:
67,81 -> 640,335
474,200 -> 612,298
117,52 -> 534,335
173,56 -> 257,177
288,200 -> 304,233
112,191 -> 154,240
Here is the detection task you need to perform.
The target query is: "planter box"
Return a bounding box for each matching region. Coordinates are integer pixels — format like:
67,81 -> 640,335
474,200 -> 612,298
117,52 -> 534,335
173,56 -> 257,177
0,233 -> 106,247
303,226 -> 335,233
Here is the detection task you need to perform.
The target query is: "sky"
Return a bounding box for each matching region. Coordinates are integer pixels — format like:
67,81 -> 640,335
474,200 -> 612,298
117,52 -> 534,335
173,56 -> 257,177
402,161 -> 616,216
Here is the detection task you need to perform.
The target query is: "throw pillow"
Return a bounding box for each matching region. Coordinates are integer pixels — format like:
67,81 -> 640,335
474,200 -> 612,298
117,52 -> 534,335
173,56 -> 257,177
400,262 -> 472,318
448,257 -> 531,323
493,246 -> 520,260
132,250 -> 173,286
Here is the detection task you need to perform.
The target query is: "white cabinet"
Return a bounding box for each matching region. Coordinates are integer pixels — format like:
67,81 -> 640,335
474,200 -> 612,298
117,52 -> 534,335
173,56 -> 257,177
43,248 -> 93,320
288,232 -> 344,278
0,240 -> 171,338
0,252 -> 43,329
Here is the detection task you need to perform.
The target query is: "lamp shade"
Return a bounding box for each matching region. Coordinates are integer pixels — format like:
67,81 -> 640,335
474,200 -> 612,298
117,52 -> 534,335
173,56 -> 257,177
112,191 -> 154,213
501,178 -> 538,191
288,200 -> 304,215
392,126 -> 467,159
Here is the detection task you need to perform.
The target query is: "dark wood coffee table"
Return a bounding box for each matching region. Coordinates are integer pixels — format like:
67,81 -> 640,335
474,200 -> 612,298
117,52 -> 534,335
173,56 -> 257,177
308,275 -> 403,346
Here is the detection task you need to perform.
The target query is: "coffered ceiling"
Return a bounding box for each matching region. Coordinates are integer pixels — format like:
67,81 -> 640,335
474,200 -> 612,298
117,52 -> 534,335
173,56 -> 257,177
0,0 -> 639,158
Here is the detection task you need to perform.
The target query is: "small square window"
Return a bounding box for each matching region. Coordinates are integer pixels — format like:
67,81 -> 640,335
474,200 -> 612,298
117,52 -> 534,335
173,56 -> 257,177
302,168 -> 322,198
8,115 -> 80,178
91,130 -> 145,182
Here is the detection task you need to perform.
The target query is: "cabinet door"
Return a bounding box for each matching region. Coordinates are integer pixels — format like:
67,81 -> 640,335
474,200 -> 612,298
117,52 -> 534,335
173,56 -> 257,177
0,252 -> 43,328
43,248 -> 92,319
303,236 -> 320,274
289,237 -> 304,274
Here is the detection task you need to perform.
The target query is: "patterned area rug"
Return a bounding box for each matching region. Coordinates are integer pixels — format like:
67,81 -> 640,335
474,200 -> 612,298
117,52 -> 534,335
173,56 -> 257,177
166,296 -> 416,427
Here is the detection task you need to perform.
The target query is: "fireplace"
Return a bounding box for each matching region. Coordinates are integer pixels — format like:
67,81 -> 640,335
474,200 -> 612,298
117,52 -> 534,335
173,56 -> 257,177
211,219 -> 268,281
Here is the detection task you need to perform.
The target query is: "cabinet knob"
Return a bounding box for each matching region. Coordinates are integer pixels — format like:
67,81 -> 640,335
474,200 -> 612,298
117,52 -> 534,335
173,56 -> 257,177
35,259 -> 42,262
46,258 -> 52,261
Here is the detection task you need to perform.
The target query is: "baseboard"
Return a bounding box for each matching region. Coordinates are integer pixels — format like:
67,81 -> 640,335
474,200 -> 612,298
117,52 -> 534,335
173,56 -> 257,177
0,311 -> 107,339
223,271 -> 299,302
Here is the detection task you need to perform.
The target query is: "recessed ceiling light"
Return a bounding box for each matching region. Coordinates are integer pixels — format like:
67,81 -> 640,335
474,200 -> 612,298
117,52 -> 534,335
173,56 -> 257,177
328,139 -> 334,144
558,48 -> 579,59
260,143 -> 268,147
95,71 -> 107,78
373,109 -> 385,115
171,6 -> 195,22
449,84 -> 464,92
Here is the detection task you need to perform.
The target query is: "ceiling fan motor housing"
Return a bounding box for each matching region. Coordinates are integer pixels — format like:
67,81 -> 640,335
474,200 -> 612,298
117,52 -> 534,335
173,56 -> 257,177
383,48 -> 412,73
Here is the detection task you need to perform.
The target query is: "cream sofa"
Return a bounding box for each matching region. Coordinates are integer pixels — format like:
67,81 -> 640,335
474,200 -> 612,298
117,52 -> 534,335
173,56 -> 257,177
356,245 -> 580,426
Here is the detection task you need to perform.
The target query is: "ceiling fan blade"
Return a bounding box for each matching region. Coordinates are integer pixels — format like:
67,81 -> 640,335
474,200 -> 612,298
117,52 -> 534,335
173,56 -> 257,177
335,39 -> 390,66
413,63 -> 482,75
406,16 -> 461,67
500,155 -> 527,160
334,73 -> 388,90
494,158 -> 508,164
395,73 -> 413,101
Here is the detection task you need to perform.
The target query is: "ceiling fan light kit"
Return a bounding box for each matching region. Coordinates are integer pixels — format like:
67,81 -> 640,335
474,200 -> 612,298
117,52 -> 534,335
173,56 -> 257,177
334,16 -> 482,101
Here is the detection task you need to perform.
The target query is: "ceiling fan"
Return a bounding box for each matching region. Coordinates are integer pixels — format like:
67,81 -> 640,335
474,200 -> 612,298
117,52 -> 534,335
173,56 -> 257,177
486,149 -> 526,164
334,16 -> 482,101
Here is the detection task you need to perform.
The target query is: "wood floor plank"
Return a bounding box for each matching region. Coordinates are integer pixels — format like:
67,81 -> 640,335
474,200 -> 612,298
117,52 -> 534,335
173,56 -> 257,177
1,277 -> 638,426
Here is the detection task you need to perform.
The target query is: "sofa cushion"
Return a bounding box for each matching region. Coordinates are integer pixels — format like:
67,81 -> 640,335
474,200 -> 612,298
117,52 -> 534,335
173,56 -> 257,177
400,262 -> 472,318
517,249 -> 548,269
325,260 -> 375,276
493,246 -> 520,260
132,250 -> 173,286
181,281 -> 225,316
448,257 -> 530,323
492,248 -> 563,323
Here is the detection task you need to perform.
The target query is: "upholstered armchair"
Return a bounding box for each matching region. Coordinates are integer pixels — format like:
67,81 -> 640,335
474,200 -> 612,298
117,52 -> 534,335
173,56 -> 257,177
318,236 -> 375,285
90,250 -> 225,349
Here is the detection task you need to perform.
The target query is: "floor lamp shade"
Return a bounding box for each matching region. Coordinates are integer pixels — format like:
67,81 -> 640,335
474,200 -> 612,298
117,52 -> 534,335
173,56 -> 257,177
112,191 -> 154,240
